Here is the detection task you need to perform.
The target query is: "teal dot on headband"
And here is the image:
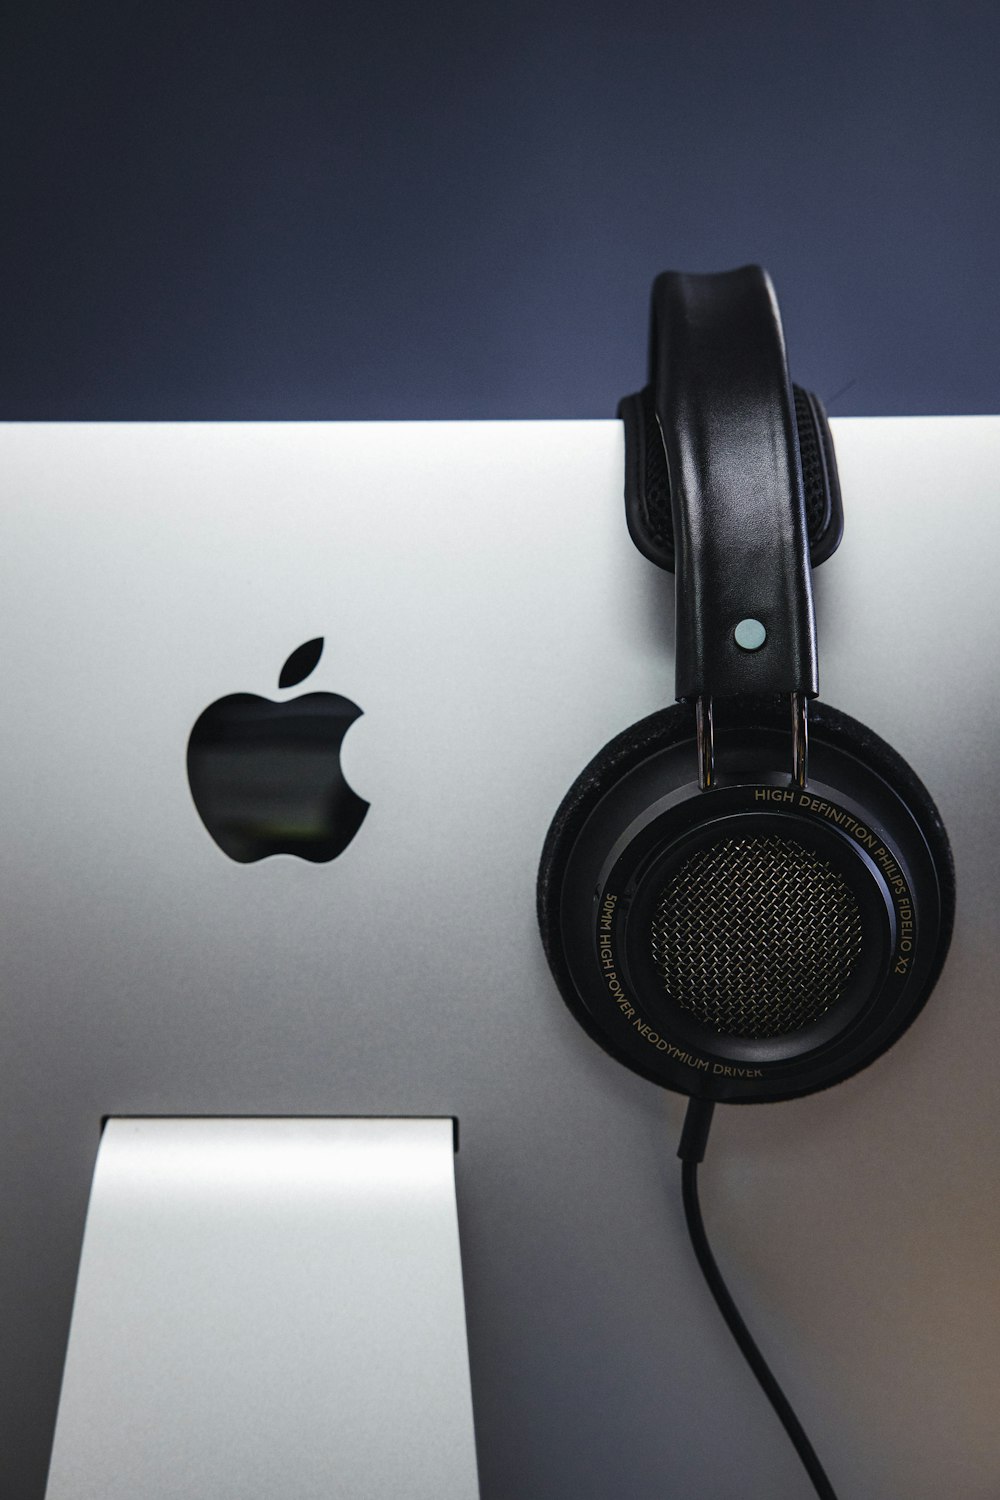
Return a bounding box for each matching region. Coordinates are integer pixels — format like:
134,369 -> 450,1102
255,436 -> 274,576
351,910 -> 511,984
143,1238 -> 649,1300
734,618 -> 767,651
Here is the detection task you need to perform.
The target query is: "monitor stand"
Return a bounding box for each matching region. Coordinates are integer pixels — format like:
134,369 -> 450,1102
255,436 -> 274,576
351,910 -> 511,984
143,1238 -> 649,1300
45,1117 -> 480,1500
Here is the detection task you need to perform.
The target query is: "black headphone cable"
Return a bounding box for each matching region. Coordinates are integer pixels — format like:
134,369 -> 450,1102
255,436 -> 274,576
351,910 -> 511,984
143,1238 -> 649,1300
677,1097 -> 839,1500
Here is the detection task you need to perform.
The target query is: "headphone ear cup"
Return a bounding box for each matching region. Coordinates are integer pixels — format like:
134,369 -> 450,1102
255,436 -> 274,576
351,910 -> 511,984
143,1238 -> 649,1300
806,700 -> 954,914
538,702 -> 693,984
539,702 -> 695,996
619,383 -> 843,572
537,698 -> 954,1102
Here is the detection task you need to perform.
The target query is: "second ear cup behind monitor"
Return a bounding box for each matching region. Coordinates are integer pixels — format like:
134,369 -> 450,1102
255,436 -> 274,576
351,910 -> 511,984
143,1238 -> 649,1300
537,268 -> 954,1104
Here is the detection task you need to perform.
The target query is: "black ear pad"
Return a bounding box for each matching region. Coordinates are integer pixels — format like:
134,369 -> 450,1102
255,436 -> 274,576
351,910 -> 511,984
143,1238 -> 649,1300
619,383 -> 844,573
538,700 -> 954,1104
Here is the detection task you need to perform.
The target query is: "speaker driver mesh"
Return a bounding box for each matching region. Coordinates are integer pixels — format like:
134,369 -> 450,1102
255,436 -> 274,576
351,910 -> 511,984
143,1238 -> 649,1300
650,835 -> 863,1039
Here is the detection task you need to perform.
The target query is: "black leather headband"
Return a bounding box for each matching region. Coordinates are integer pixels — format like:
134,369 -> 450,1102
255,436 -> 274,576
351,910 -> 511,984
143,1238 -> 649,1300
637,266 -> 820,703
619,380 -> 843,574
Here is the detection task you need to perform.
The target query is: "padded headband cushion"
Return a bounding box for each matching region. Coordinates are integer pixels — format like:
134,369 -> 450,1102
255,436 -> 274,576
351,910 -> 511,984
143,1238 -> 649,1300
537,698 -> 954,1008
619,381 -> 843,574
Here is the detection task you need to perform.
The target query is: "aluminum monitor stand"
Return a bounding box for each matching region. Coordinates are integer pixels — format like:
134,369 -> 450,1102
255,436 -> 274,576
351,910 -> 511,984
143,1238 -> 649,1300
45,1117 -> 480,1500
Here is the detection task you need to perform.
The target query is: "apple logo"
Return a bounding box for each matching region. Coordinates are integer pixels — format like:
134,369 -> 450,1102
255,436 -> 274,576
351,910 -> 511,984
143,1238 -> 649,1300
187,638 -> 369,863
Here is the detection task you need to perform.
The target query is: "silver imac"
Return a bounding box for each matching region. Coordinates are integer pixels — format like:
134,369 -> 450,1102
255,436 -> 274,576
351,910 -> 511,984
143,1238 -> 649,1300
2,416 -> 998,1499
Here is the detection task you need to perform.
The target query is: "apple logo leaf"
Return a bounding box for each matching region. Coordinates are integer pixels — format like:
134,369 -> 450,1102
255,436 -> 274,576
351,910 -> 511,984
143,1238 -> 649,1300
278,637 -> 324,689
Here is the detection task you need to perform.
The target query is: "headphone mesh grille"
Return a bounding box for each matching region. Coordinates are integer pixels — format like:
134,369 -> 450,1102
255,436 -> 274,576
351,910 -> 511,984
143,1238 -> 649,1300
650,835 -> 863,1039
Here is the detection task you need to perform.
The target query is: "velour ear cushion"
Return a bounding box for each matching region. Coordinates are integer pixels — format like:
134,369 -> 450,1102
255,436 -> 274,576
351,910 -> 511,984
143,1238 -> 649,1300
537,697 -> 955,1025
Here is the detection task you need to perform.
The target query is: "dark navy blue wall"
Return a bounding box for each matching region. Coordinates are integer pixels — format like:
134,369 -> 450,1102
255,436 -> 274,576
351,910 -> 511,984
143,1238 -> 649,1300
3,1 -> 998,418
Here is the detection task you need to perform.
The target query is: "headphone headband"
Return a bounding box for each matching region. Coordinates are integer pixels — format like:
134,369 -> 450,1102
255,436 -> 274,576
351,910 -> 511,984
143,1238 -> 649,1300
645,266 -> 819,703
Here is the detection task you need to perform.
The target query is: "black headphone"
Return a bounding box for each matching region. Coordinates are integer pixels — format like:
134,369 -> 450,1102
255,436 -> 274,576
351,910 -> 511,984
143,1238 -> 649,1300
538,266 -> 954,1104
